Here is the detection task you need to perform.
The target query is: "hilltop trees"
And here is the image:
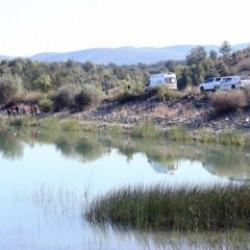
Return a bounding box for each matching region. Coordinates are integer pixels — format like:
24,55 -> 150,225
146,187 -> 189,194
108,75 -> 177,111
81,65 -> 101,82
209,50 -> 218,61
186,46 -> 207,65
219,41 -> 232,64
179,46 -> 209,87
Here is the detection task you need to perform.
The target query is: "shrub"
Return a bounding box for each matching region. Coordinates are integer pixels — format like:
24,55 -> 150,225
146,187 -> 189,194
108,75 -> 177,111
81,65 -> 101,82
156,86 -> 181,101
39,98 -> 53,113
74,90 -> 92,110
212,90 -> 247,116
74,85 -> 103,110
53,85 -> 78,111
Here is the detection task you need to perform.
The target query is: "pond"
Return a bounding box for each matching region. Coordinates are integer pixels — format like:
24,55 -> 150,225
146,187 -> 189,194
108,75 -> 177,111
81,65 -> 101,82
0,128 -> 249,249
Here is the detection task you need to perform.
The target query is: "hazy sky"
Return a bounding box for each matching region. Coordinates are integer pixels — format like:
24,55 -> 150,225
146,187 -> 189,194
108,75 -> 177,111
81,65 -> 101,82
0,0 -> 249,56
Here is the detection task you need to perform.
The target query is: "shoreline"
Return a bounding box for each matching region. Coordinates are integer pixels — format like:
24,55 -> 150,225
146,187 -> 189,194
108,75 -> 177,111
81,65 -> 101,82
1,114 -> 250,147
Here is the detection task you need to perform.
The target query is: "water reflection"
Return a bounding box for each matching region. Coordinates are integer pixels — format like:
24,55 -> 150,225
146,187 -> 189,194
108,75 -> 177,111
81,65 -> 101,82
0,128 -> 250,249
0,127 -> 249,181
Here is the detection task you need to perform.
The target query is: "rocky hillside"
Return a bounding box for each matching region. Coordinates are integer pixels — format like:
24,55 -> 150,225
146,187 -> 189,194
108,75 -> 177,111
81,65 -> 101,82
232,49 -> 250,75
80,89 -> 250,131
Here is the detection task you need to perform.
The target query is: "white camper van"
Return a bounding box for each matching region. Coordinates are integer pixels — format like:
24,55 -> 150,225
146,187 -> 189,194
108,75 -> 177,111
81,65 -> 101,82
145,73 -> 178,91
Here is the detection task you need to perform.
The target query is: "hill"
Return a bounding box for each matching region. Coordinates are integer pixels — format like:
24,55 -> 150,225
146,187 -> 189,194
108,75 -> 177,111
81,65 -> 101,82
1,44 -> 248,65
31,45 -> 249,65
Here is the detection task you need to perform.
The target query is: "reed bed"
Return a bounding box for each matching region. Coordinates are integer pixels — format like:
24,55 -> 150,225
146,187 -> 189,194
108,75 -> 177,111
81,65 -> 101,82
85,185 -> 250,232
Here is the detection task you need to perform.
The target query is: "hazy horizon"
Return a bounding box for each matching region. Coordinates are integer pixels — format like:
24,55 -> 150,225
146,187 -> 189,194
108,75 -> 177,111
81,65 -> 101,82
1,42 -> 249,59
1,0 -> 250,57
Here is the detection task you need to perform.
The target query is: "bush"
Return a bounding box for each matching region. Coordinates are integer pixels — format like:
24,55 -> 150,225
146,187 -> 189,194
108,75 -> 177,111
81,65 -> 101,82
39,98 -> 53,113
74,85 -> 103,110
53,85 -> 78,111
156,86 -> 181,101
212,90 -> 247,116
74,90 -> 92,110
0,76 -> 23,104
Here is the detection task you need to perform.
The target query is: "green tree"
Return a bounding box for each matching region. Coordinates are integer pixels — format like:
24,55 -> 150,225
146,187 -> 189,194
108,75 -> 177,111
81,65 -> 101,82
209,50 -> 218,61
186,46 -> 207,65
0,76 -> 23,104
219,41 -> 232,65
32,74 -> 52,92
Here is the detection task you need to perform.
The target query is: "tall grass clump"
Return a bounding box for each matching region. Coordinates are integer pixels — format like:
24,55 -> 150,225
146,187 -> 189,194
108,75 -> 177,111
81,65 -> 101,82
196,129 -> 216,143
132,122 -> 158,138
218,131 -> 245,146
38,117 -> 60,130
9,117 -> 37,127
167,127 -> 188,141
211,90 -> 248,116
60,119 -> 80,131
85,185 -> 250,232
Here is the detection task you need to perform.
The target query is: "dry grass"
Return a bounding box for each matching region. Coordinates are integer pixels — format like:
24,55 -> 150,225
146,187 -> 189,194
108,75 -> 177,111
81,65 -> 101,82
211,90 -> 248,116
183,85 -> 201,95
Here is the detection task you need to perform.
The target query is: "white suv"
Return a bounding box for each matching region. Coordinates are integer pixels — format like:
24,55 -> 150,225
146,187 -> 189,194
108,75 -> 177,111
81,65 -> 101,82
200,77 -> 224,92
200,76 -> 242,92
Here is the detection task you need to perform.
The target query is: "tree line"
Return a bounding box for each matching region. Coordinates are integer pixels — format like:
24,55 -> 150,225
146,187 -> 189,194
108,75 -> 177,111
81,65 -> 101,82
0,41 -> 249,111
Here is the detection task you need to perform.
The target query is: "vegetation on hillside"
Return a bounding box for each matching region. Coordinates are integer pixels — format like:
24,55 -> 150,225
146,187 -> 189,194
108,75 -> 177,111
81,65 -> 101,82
0,41 -> 250,111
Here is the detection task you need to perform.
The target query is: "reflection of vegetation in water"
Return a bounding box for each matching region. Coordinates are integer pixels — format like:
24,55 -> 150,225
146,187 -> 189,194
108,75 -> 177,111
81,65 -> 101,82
86,185 -> 250,232
0,127 -> 249,180
0,131 -> 24,159
55,133 -> 107,162
112,229 -> 250,250
199,147 -> 250,180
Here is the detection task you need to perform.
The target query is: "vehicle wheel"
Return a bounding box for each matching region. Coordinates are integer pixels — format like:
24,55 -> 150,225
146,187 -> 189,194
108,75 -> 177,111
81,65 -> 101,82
214,85 -> 220,92
200,87 -> 205,93
231,85 -> 235,89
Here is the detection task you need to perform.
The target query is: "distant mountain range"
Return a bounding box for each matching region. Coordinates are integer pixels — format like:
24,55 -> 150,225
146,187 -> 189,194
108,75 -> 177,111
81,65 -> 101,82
1,44 -> 249,65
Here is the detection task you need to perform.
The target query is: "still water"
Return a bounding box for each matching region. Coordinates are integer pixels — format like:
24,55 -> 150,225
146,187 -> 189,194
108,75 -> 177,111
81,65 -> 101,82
0,129 -> 249,250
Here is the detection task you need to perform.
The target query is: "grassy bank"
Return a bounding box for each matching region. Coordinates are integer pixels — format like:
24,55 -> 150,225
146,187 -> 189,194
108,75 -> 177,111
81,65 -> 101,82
1,116 -> 250,147
85,185 -> 250,232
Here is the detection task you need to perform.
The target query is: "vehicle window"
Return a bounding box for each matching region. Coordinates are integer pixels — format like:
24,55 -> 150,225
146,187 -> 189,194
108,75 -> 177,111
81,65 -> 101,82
241,76 -> 250,80
226,78 -> 232,82
205,78 -> 213,83
215,78 -> 221,81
